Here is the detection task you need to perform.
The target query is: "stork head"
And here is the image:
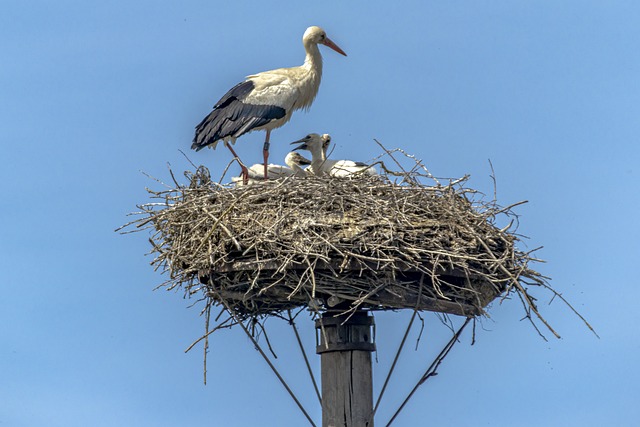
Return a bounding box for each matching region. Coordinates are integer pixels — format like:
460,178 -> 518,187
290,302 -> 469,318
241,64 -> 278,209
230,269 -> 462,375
303,26 -> 347,56
284,151 -> 312,167
320,134 -> 332,155
290,133 -> 325,157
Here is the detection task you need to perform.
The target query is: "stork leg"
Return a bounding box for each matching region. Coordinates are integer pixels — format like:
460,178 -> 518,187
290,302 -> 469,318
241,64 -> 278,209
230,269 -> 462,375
224,141 -> 249,185
262,129 -> 271,180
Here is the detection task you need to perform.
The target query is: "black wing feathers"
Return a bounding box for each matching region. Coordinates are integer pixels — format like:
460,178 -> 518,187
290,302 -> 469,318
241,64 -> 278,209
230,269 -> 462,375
213,80 -> 254,109
192,80 -> 286,151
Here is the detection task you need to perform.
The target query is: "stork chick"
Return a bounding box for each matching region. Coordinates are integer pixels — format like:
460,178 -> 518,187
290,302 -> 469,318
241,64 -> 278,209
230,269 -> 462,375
291,133 -> 377,177
231,151 -> 311,186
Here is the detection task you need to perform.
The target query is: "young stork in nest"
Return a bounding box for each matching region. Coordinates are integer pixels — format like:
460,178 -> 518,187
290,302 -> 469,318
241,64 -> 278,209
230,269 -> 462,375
291,133 -> 377,177
191,26 -> 347,182
231,152 -> 311,186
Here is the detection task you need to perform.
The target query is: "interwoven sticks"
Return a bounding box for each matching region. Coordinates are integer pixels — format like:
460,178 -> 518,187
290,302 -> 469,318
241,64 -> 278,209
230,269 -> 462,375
128,159 -> 548,323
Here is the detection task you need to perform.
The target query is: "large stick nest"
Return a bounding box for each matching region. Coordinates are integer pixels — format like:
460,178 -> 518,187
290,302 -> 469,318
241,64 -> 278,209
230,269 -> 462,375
122,146 -> 575,338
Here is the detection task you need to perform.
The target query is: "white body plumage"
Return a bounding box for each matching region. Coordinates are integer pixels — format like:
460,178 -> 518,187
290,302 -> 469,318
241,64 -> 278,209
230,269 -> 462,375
192,26 -> 346,152
231,152 -> 311,186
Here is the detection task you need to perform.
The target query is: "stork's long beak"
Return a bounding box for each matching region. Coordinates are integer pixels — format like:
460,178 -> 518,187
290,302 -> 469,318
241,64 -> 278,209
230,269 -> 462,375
291,142 -> 309,151
297,156 -> 312,166
322,37 -> 347,57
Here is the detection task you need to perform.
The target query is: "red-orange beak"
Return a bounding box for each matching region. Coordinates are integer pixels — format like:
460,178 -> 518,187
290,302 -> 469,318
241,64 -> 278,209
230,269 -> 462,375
322,37 -> 347,56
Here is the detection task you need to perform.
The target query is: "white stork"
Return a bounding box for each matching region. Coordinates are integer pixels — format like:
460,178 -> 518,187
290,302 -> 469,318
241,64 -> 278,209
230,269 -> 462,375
231,151 -> 311,185
291,133 -> 377,177
192,26 -> 347,181
284,151 -> 313,176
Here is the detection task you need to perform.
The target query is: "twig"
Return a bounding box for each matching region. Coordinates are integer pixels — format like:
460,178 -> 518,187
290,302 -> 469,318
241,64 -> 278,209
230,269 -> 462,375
288,310 -> 322,405
385,318 -> 471,427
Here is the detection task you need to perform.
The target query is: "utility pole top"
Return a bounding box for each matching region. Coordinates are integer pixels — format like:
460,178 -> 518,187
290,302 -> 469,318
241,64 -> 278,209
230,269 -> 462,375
316,310 -> 376,427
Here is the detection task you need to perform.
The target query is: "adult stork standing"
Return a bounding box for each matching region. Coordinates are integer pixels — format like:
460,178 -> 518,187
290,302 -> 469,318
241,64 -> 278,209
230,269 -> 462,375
191,26 -> 347,181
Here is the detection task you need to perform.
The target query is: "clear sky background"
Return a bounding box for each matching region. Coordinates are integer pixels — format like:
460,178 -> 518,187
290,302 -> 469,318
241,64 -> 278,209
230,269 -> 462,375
2,1 -> 639,426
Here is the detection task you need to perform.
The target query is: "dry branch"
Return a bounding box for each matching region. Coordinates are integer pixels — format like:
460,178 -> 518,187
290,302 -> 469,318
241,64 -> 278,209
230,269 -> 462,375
121,146 -> 586,340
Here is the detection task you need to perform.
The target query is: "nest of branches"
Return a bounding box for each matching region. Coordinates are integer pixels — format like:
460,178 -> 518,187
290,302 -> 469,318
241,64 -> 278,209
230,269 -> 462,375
120,145 -> 582,338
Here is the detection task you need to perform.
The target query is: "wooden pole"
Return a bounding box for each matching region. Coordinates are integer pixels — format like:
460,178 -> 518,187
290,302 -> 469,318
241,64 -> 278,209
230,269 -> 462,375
316,310 -> 376,427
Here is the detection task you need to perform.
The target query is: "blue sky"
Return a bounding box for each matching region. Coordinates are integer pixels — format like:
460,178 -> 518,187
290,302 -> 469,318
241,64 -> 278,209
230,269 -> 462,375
2,1 -> 639,426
